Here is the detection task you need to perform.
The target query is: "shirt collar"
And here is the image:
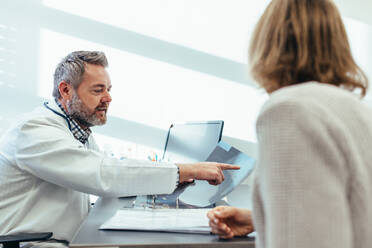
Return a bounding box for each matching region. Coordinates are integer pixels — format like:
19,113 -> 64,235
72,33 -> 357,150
55,99 -> 92,144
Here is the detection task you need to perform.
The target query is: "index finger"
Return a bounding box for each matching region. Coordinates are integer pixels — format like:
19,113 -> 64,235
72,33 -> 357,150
207,206 -> 226,219
216,163 -> 240,170
207,210 -> 218,220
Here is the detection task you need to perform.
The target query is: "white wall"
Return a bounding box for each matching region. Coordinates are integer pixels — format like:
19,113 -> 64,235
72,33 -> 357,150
1,0 -> 372,160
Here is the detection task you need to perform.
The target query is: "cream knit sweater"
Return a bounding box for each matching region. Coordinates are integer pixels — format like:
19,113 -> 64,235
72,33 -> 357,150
252,82 -> 372,248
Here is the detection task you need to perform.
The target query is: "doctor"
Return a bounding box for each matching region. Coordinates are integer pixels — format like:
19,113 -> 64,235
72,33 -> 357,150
0,51 -> 239,247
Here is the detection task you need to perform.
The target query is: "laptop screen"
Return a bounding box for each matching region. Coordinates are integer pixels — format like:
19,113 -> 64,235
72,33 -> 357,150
162,121 -> 224,163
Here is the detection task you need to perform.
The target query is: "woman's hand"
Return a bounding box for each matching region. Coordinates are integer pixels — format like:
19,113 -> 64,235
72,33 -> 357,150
207,206 -> 254,239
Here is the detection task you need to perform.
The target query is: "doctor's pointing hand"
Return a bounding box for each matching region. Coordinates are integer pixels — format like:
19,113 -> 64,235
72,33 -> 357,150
177,162 -> 240,185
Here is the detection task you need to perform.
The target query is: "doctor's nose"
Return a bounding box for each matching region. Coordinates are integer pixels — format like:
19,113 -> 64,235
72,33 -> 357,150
102,91 -> 112,103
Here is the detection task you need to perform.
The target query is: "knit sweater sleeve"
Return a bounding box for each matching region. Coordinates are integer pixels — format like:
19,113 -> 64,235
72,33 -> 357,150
253,98 -> 353,248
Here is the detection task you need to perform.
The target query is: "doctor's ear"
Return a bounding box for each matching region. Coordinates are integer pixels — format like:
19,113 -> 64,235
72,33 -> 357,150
58,81 -> 74,100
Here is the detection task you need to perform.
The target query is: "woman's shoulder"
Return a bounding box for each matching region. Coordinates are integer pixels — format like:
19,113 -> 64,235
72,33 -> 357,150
256,81 -> 372,133
271,81 -> 355,101
261,82 -> 361,114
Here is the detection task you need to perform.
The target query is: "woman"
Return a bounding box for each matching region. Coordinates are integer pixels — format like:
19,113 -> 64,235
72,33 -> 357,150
208,0 -> 372,247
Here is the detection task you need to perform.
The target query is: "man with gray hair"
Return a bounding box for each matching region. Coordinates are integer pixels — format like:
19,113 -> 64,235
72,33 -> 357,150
0,51 -> 239,247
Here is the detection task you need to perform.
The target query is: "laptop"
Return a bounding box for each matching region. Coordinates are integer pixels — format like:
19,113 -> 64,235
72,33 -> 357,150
162,120 -> 224,163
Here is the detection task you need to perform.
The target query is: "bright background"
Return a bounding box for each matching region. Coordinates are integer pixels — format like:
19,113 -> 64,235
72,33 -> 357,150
1,0 -> 372,160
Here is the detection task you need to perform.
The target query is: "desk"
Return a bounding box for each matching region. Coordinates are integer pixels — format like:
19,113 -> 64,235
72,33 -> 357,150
70,185 -> 255,248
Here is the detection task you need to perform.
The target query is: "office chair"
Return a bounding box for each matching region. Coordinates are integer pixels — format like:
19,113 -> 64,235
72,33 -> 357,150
0,232 -> 52,248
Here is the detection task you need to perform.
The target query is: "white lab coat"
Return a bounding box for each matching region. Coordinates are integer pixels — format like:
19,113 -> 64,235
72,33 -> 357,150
0,101 -> 178,241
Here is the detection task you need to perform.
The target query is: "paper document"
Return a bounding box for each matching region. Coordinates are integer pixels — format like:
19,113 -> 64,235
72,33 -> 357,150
178,141 -> 255,207
100,208 -> 212,234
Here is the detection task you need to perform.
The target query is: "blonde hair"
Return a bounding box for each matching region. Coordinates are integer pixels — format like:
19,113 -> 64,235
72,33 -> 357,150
249,0 -> 368,96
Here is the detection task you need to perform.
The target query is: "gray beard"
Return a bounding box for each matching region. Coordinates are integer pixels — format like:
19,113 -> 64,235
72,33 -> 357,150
66,92 -> 106,127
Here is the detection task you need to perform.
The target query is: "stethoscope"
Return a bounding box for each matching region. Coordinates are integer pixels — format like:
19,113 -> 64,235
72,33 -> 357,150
43,101 -> 72,131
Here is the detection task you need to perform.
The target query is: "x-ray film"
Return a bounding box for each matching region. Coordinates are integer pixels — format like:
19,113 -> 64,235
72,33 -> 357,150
178,141 -> 255,207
